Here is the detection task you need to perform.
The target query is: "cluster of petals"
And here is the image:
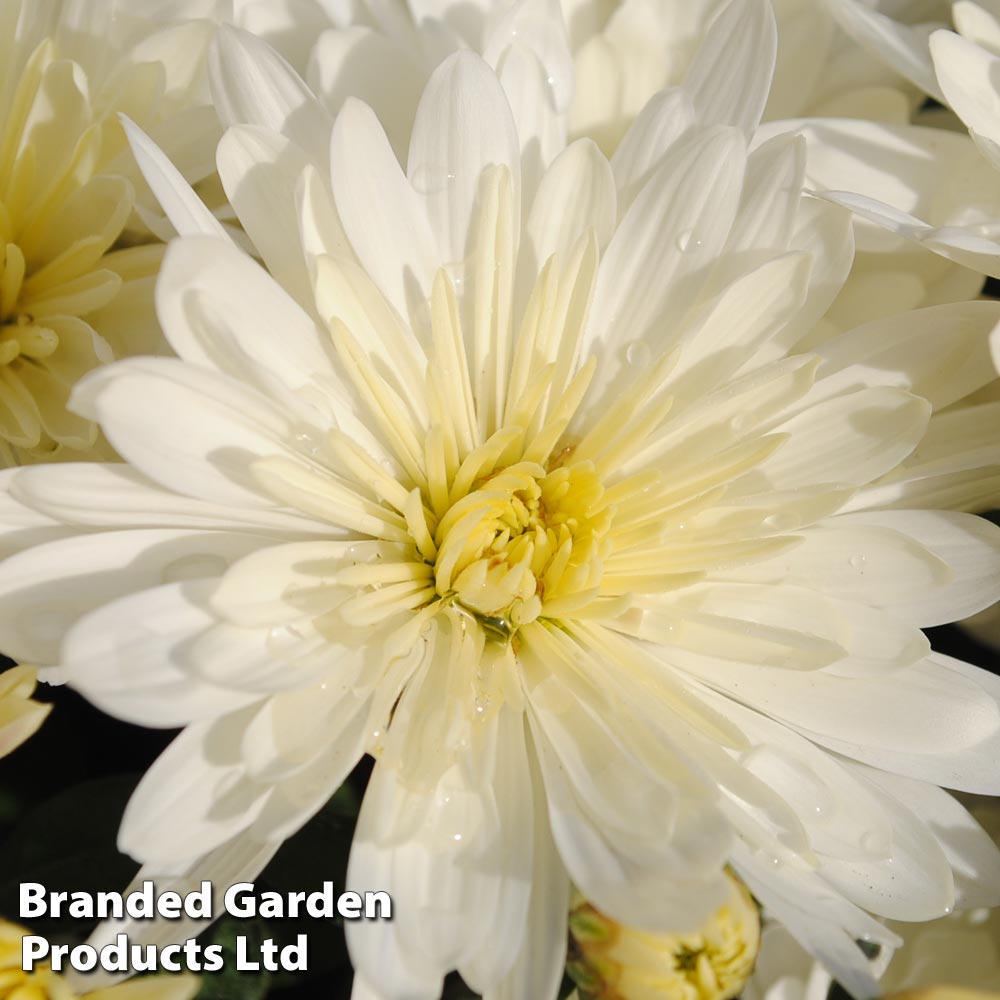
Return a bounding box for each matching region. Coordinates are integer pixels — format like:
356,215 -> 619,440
0,2 -> 1000,1000
0,0 -> 225,466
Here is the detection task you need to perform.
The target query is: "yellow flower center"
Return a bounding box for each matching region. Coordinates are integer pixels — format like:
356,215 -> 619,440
568,874 -> 761,1000
432,459 -> 612,637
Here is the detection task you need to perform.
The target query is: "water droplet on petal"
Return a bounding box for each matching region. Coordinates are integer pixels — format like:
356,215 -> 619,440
625,340 -> 651,368
849,554 -> 867,569
675,229 -> 702,253
763,512 -> 799,531
294,427 -> 323,456
411,162 -> 454,195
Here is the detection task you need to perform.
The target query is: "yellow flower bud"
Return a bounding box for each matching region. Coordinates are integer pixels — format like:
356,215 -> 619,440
568,873 -> 761,1000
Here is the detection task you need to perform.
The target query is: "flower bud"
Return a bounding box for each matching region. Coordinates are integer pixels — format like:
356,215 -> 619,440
568,872 -> 761,1000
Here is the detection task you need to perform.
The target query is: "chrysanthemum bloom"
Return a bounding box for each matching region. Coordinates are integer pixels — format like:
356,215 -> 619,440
3,3 -> 1000,998
0,0 -> 224,466
0,918 -> 199,1000
568,874 -> 760,1000
0,663 -> 49,757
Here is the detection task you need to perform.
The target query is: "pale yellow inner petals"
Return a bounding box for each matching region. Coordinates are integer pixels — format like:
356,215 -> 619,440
0,38 -> 130,460
285,166 -> 812,723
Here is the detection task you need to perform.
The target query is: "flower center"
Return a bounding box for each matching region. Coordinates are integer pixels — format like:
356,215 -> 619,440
432,459 -> 612,639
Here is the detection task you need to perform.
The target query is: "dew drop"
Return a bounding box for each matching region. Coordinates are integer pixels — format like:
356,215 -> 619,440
294,427 -> 323,456
753,847 -> 782,868
675,229 -> 702,253
763,512 -> 799,531
625,340 -> 651,368
411,162 -> 454,195
267,624 -> 305,652
859,829 -> 891,857
848,554 -> 867,569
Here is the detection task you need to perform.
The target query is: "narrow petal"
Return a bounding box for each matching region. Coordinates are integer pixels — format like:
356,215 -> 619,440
683,0 -> 777,139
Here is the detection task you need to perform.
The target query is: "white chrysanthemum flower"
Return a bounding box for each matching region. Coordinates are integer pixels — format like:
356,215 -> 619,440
0,0 -> 225,467
4,3 -> 1000,998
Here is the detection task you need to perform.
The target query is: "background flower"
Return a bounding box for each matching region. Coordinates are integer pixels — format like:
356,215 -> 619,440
0,917 -> 200,999
0,0 -> 225,467
0,664 -> 49,758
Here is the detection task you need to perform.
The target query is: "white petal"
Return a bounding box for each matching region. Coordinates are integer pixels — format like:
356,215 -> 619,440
9,463 -> 326,534
611,88 -> 695,216
483,740 -> 569,1000
346,759 -> 500,999
496,41 -> 565,198
119,712 -> 268,867
819,765 -> 955,921
459,710 -> 536,992
330,98 -> 439,320
62,579 -> 262,726
407,51 -> 520,272
824,189 -> 1000,277
120,115 -> 230,241
242,681 -> 369,782
672,252 -> 812,385
209,24 -> 332,168
809,300 -> 1000,412
216,125 -> 314,307
827,0 -> 943,101
0,468 -> 76,560
739,387 -> 929,492
155,236 -> 342,409
525,138 -> 615,268
0,528 -> 265,664
525,652 -> 732,932
724,133 -> 806,255
70,358 -> 300,507
249,694 -> 370,841
859,767 -> 1000,909
732,839 -> 891,1000
683,0 -> 777,138
584,127 -> 746,369
703,691 -> 896,863
829,509 -> 1000,626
